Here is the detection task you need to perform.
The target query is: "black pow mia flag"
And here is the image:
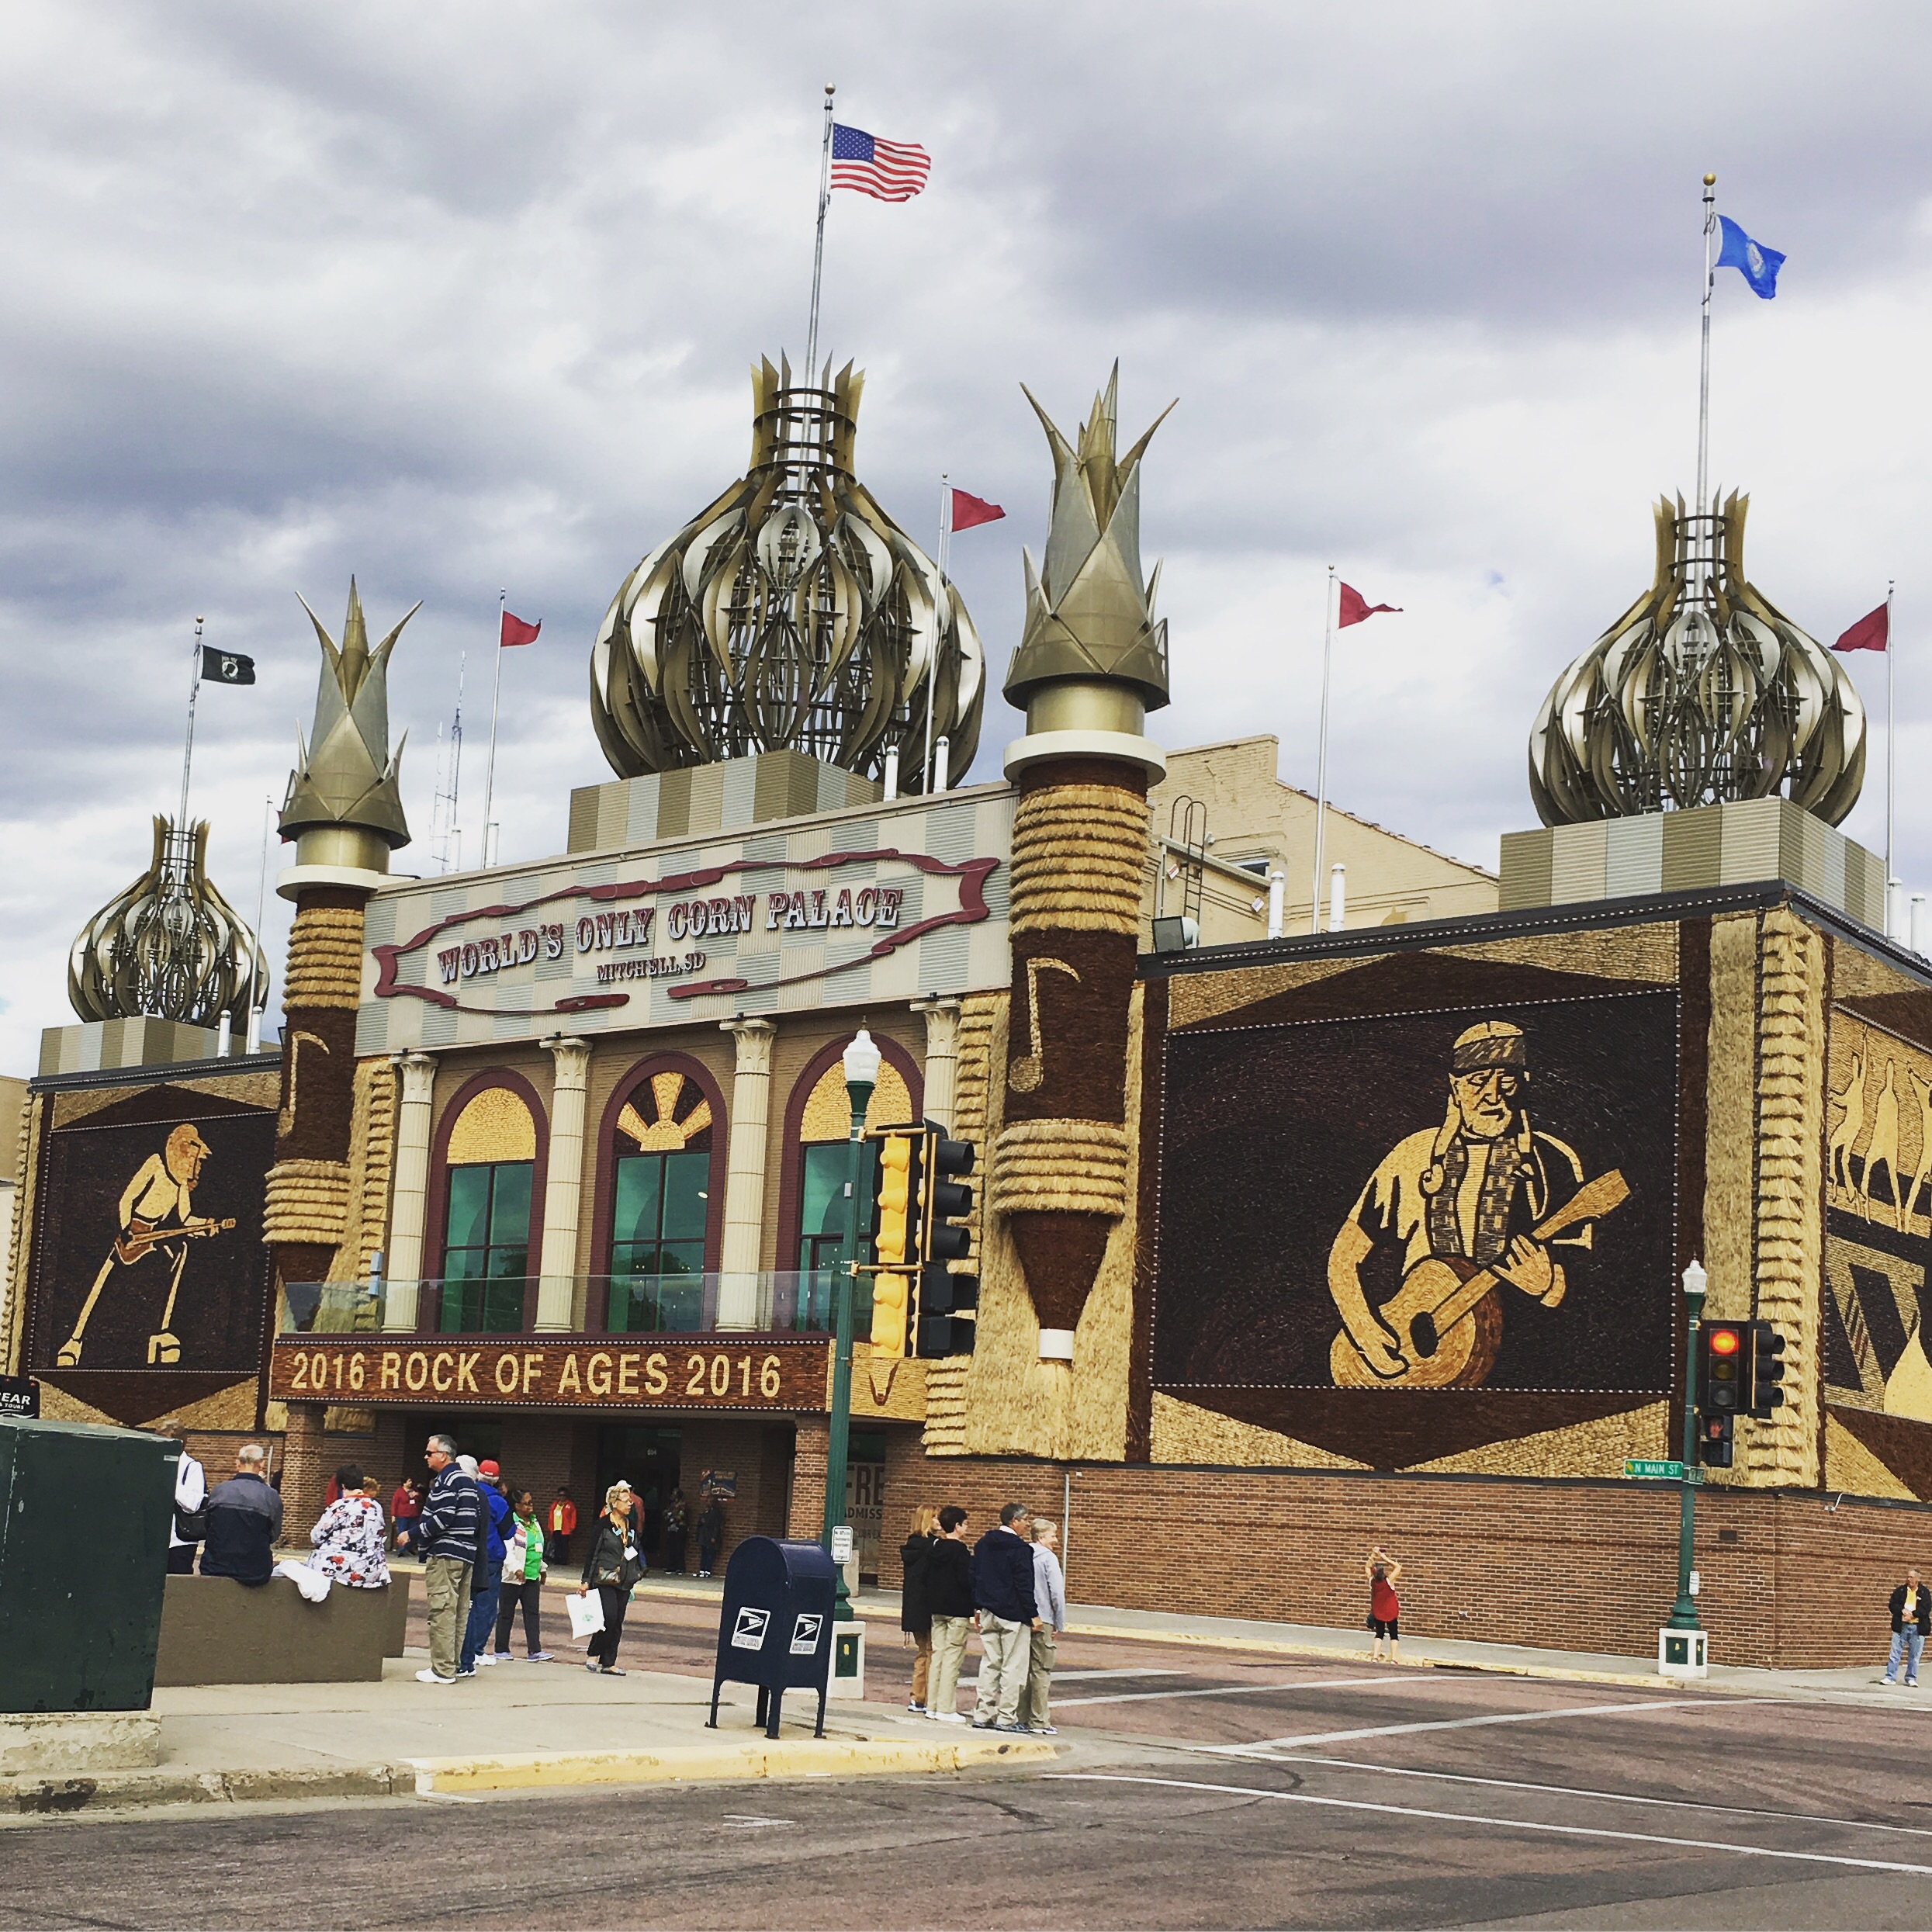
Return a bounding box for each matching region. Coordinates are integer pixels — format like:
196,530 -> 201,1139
200,646 -> 256,685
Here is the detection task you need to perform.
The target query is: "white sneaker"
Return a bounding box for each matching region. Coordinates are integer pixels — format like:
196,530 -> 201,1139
931,1710 -> 967,1724
415,1668 -> 455,1685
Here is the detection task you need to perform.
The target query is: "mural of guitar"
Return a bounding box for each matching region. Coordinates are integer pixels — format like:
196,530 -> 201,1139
1330,1169 -> 1629,1389
113,1217 -> 237,1264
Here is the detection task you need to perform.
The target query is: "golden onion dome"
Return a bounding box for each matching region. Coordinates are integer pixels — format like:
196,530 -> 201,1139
592,355 -> 983,789
1530,492 -> 1865,826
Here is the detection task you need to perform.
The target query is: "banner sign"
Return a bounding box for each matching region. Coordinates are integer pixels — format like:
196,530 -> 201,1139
268,1335 -> 831,1411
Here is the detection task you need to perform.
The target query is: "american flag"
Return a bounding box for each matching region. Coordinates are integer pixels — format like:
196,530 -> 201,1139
830,123 -> 930,203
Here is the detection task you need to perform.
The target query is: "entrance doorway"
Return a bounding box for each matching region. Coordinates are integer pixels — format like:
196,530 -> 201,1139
595,1425 -> 681,1563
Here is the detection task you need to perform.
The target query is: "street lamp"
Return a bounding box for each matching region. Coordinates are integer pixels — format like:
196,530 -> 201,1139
821,1027 -> 879,1622
1666,1258 -> 1708,1643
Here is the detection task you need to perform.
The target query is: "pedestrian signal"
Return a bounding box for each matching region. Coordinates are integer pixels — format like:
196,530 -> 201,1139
1698,1411 -> 1735,1469
1747,1319 -> 1788,1417
915,1130 -> 978,1357
916,1261 -> 979,1358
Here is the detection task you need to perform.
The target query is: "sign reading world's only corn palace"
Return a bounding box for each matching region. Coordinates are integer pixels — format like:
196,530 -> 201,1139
355,786 -> 1015,1055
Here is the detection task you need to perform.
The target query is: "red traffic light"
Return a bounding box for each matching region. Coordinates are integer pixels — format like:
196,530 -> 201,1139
1708,1326 -> 1742,1356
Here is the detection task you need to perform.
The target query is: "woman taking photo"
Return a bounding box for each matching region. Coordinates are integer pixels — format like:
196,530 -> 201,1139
899,1504 -> 940,1713
1366,1544 -> 1403,1663
578,1481 -> 645,1675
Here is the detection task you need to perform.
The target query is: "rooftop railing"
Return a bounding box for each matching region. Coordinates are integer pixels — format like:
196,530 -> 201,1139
280,1269 -> 869,1340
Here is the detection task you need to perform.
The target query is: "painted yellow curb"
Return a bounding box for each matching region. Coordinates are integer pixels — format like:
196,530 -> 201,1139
408,1733 -> 1056,1794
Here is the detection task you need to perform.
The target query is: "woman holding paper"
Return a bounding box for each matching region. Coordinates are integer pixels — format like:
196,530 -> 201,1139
576,1482 -> 645,1674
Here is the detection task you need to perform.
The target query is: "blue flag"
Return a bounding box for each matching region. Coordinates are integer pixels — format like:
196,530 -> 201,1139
1716,215 -> 1785,299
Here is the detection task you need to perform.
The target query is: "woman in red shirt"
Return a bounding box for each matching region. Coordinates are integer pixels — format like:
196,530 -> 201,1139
391,1477 -> 423,1554
1367,1545 -> 1403,1663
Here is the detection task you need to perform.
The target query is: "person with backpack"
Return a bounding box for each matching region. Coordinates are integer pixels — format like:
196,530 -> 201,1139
168,1443 -> 206,1575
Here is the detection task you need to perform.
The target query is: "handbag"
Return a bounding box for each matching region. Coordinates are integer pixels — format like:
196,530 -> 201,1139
174,1501 -> 208,1542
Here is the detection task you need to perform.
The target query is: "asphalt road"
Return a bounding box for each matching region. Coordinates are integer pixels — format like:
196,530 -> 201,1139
9,1605 -> 1929,1930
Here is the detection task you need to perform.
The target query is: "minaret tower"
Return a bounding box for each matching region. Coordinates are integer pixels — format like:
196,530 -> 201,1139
263,580 -> 416,1299
990,366 -> 1172,1363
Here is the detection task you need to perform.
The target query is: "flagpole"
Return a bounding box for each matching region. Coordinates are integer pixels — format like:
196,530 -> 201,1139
1309,566 -> 1335,934
926,474 -> 948,793
178,616 -> 205,847
248,792 -> 272,1050
805,84 -> 836,383
482,590 -> 505,869
1887,577 -> 1897,923
1695,171 -> 1717,592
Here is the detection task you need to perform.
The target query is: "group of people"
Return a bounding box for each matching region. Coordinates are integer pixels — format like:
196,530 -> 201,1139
897,1502 -> 1067,1733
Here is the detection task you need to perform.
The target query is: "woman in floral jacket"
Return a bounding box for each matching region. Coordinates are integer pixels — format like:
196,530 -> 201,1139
310,1462 -> 391,1587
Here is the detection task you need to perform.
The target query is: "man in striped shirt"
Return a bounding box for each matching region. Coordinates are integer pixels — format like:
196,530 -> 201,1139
415,1435 -> 482,1684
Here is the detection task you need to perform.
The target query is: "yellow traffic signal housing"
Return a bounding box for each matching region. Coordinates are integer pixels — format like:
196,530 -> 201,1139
874,1133 -> 914,1266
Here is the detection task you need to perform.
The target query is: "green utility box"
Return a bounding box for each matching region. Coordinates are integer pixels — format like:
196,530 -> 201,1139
0,1415 -> 176,1712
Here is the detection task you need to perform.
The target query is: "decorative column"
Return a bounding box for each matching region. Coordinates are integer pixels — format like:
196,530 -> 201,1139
912,999 -> 961,1132
535,1037 -> 592,1331
270,580 -> 418,1339
383,1052 -> 438,1331
990,368 -> 1170,1364
716,1018 -> 777,1328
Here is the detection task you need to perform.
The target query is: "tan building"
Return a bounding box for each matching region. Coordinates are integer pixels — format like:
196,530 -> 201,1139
1146,736 -> 1496,947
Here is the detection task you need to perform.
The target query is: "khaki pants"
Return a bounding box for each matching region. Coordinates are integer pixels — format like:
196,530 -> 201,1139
928,1614 -> 970,1716
1020,1625 -> 1057,1729
909,1630 -> 933,1705
973,1614 -> 1030,1727
423,1555 -> 473,1680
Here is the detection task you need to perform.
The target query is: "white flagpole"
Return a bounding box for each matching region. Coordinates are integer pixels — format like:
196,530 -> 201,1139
805,85 -> 836,383
926,474 -> 948,793
1695,171 -> 1717,594
248,792 -> 272,1050
481,590 -> 505,868
1887,577 -> 1897,916
1308,566 -> 1335,934
177,616 -> 205,845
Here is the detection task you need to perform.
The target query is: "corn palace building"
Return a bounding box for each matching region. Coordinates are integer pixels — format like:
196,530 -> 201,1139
6,360 -> 1930,1666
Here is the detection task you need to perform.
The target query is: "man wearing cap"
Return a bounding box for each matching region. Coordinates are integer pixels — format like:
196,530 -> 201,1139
1328,1020 -> 1589,1384
459,1459 -> 511,1677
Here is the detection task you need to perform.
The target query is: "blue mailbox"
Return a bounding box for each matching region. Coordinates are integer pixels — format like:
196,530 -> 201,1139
706,1536 -> 836,1739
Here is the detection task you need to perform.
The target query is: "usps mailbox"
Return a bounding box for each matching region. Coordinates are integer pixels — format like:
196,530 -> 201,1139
706,1536 -> 836,1739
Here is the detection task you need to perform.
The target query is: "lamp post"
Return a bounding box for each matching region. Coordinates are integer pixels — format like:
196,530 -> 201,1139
822,1027 -> 878,1622
1667,1257 -> 1708,1633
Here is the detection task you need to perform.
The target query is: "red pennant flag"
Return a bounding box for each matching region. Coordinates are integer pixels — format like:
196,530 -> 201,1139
1338,583 -> 1401,628
950,489 -> 1006,532
500,611 -> 541,648
1833,603 -> 1889,653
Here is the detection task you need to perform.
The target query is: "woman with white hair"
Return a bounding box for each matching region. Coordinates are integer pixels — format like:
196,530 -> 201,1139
577,1481 -> 645,1675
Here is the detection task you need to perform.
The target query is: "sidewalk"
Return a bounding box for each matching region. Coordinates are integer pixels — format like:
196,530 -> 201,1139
605,1569 -> 1909,1705
2,1658 -> 1051,1819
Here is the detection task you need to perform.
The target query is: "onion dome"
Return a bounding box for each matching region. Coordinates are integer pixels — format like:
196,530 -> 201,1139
69,815 -> 267,1027
1006,362 -> 1174,714
279,577 -> 415,864
592,355 -> 984,789
1530,492 -> 1864,826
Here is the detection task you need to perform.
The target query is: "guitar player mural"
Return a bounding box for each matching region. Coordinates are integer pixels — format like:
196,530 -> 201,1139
1327,1020 -> 1626,1389
1151,987 -> 1678,1410
29,1092 -> 274,1379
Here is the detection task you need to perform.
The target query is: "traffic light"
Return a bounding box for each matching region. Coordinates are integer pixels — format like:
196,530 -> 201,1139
1748,1318 -> 1788,1416
867,1130 -> 921,1355
1696,1321 -> 1747,1467
916,1131 -> 978,1357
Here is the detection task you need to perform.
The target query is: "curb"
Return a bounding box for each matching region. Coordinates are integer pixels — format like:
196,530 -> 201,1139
408,1732 -> 1058,1793
2,1764 -> 403,1817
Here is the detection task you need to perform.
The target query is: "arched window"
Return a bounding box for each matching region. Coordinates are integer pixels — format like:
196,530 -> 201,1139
790,1049 -> 916,1332
441,1085 -> 537,1334
608,1069 -> 715,1334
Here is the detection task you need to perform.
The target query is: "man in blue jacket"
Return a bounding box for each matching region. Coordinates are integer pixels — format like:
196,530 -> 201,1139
199,1443 -> 282,1586
459,1458 -> 511,1677
969,1503 -> 1040,1732
415,1435 -> 481,1684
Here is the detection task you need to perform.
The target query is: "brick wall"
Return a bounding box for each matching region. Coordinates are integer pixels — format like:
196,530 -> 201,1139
870,1452 -> 1931,1668
674,1418 -> 794,1573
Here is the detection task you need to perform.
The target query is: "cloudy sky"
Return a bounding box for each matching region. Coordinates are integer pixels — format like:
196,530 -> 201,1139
3,2 -> 1929,1072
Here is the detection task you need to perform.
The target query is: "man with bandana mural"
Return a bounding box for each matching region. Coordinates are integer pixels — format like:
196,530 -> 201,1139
1327,1021 -> 1591,1387
57,1122 -> 234,1367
